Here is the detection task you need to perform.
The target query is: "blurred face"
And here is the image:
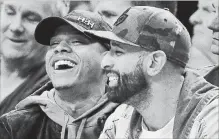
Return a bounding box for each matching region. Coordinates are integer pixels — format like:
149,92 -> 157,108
91,0 -> 132,26
208,0 -> 219,54
189,0 -> 216,49
46,25 -> 107,89
101,41 -> 148,103
0,1 -> 53,62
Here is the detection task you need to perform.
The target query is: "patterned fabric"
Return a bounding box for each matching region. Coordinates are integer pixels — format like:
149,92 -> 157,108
85,6 -> 191,67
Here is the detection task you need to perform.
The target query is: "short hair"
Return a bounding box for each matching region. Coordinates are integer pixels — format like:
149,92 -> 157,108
131,1 -> 178,16
49,0 -> 70,16
1,0 -> 70,17
69,1 -> 91,12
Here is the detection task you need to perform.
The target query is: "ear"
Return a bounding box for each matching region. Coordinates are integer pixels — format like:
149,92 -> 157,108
144,50 -> 167,76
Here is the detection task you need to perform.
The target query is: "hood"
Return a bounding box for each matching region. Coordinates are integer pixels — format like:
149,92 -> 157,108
19,88 -> 110,139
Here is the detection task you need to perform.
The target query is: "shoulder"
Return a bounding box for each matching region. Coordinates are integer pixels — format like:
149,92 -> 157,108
103,104 -> 135,128
0,105 -> 45,131
99,104 -> 135,139
196,98 -> 219,138
109,104 -> 134,120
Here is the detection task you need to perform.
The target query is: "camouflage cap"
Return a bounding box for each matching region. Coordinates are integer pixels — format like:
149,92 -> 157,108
85,6 -> 191,67
35,10 -> 111,45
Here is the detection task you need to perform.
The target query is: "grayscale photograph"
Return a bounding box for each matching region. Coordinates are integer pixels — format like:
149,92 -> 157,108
0,0 -> 218,139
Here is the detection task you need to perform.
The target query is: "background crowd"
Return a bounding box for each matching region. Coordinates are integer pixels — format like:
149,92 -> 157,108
0,0 -> 218,139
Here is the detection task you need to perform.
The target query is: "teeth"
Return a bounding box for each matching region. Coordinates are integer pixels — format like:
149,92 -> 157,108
107,73 -> 119,87
109,76 -> 118,81
54,60 -> 75,70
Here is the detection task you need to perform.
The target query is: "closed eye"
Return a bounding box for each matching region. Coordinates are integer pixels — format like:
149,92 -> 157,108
49,41 -> 60,48
115,50 -> 124,56
101,11 -> 117,18
5,5 -> 16,15
70,41 -> 84,46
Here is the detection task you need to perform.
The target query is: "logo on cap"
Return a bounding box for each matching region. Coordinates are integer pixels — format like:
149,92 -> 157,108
77,16 -> 95,29
114,7 -> 130,26
114,14 -> 128,26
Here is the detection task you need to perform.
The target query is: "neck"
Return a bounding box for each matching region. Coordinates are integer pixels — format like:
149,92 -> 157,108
1,57 -> 42,78
128,75 -> 184,131
54,80 -> 105,118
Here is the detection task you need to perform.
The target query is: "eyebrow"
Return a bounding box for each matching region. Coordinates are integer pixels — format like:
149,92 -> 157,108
212,3 -> 215,9
4,4 -> 15,9
101,10 -> 117,16
23,10 -> 42,19
111,41 -> 124,49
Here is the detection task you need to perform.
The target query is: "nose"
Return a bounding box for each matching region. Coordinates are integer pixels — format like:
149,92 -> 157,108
54,41 -> 72,54
189,11 -> 201,25
9,16 -> 25,34
101,51 -> 114,70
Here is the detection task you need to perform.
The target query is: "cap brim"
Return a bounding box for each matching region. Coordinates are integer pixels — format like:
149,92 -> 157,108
35,17 -> 86,45
84,30 -> 140,47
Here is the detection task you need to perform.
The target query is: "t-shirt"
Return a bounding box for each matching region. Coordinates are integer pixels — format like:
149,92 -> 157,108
139,117 -> 174,139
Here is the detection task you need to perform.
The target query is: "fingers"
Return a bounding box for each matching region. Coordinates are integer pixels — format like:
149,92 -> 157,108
15,96 -> 50,110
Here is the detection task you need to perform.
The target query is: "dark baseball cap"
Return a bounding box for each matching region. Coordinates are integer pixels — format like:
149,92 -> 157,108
34,10 -> 112,46
85,6 -> 191,67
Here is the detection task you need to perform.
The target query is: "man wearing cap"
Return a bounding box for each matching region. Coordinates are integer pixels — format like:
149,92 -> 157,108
85,6 -> 219,138
0,10 -> 118,139
0,0 -> 69,116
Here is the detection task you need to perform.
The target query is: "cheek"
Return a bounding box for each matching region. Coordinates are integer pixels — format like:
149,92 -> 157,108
117,55 -> 140,74
1,14 -> 11,33
45,50 -> 53,71
23,22 -> 37,39
83,52 -> 102,69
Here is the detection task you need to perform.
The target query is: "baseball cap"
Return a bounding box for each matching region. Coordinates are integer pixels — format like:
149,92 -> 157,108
85,6 -> 191,67
34,10 -> 112,46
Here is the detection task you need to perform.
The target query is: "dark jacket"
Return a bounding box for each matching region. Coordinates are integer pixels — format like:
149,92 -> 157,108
0,63 -> 49,116
0,82 -> 119,139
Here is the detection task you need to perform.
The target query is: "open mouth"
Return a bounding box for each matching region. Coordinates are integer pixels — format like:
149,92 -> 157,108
53,60 -> 77,70
107,72 -> 119,87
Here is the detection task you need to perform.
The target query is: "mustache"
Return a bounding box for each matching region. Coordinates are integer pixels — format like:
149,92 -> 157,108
106,61 -> 147,103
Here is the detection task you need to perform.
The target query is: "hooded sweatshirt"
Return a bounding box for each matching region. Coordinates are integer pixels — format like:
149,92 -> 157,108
0,83 -> 119,139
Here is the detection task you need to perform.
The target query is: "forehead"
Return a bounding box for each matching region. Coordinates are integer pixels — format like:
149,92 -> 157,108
53,25 -> 84,37
2,1 -> 54,16
95,0 -> 131,12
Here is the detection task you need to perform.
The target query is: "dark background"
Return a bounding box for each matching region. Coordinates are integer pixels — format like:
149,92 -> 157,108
177,1 -> 198,36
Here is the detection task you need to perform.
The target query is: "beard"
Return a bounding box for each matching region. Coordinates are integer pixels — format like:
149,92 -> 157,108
106,57 -> 149,103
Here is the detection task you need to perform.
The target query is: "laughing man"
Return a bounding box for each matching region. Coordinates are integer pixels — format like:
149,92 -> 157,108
0,10 -> 118,139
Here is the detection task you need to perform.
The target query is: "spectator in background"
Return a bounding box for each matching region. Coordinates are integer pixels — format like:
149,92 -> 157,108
91,0 -> 177,26
69,1 -> 92,12
0,0 -> 69,116
188,0 -> 218,68
205,0 -> 219,86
